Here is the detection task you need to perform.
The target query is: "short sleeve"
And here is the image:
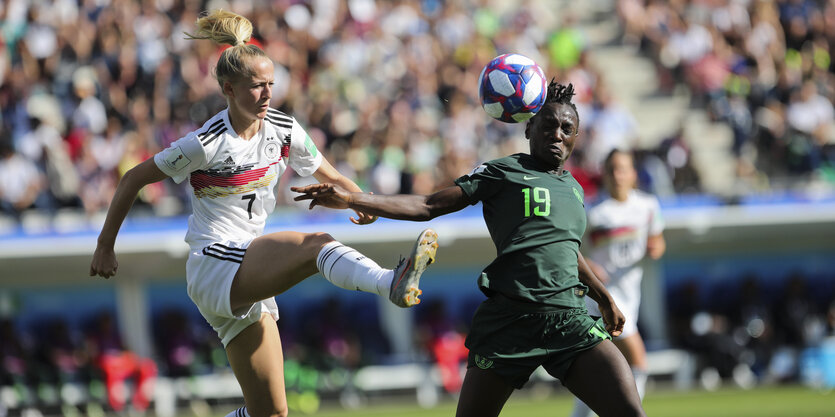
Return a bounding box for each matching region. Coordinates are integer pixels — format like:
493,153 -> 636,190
287,119 -> 323,177
153,132 -> 207,184
648,195 -> 664,235
453,162 -> 504,205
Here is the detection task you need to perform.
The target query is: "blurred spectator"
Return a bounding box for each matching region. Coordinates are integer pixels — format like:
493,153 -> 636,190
19,116 -> 81,211
0,134 -> 47,219
584,83 -> 640,173
84,311 -> 157,413
416,300 -> 468,394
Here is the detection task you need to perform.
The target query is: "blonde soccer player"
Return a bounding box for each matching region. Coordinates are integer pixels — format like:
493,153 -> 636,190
90,10 -> 438,417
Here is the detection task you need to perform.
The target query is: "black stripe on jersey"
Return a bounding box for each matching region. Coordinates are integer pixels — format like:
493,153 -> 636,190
201,126 -> 228,146
265,116 -> 293,130
267,108 -> 293,123
197,119 -> 224,142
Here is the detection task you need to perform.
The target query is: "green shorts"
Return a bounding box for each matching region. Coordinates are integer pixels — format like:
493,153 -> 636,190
465,295 -> 611,389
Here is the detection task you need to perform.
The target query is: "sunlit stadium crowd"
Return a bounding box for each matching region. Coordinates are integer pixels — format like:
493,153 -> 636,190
618,0 -> 835,188
2,1 -> 833,221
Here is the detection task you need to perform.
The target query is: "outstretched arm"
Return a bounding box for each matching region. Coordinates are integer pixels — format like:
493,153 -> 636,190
90,158 -> 168,278
578,252 -> 625,337
292,183 -> 471,221
312,157 -> 377,225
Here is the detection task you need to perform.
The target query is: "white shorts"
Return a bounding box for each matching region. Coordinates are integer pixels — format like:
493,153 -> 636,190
186,240 -> 279,347
585,280 -> 641,339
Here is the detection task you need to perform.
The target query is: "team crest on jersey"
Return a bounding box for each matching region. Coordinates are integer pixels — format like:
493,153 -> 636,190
265,142 -> 280,160
474,354 -> 494,369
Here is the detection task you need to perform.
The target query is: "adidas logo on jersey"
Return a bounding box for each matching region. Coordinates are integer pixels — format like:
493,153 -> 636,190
223,156 -> 235,165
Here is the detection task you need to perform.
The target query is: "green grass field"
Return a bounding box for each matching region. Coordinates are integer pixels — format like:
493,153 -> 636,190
274,385 -> 833,417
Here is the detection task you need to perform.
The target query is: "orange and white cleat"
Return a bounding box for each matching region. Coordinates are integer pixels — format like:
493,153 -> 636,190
389,229 -> 439,308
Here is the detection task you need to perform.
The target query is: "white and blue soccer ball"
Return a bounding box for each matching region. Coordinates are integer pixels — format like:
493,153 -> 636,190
478,53 -> 547,123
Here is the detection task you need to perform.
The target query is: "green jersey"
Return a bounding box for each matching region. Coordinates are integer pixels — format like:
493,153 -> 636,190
454,153 -> 588,308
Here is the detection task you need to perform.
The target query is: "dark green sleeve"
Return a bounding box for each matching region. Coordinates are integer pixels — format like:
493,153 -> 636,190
454,162 -> 505,205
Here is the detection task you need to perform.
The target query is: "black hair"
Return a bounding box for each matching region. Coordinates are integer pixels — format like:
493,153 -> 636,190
603,148 -> 633,175
544,80 -> 579,127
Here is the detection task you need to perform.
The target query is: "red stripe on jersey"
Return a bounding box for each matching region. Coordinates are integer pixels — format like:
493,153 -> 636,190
190,161 -> 279,191
589,226 -> 636,244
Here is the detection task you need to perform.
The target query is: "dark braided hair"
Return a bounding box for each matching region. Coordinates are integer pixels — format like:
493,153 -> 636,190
542,80 -> 579,127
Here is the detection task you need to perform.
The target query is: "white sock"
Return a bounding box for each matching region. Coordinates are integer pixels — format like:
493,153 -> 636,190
225,406 -> 250,417
317,241 -> 393,296
569,397 -> 595,417
633,367 -> 648,400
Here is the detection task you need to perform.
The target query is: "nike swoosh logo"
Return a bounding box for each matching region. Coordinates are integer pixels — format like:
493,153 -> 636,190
523,175 -> 539,180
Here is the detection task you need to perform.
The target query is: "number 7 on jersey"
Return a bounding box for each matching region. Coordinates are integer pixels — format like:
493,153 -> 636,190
242,193 -> 256,219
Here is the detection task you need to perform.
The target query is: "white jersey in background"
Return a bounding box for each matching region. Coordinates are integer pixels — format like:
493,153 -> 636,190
154,108 -> 323,250
584,189 -> 663,336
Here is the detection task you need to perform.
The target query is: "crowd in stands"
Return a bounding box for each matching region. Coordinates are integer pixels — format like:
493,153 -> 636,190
1,1 -> 834,222
0,0 -> 697,224
617,0 -> 835,192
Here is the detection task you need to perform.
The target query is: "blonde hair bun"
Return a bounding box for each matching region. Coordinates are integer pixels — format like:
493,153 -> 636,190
185,9 -> 253,47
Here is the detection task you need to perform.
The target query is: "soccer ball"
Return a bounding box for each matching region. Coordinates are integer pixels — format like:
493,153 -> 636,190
478,53 -> 547,123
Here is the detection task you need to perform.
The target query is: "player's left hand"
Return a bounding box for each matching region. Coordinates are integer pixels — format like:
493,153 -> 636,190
599,301 -> 626,338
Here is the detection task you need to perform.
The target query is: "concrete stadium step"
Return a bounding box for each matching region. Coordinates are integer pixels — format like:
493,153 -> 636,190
683,111 -> 736,195
574,0 -> 738,195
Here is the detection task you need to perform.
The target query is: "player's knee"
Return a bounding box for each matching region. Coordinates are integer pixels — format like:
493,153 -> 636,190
304,232 -> 335,250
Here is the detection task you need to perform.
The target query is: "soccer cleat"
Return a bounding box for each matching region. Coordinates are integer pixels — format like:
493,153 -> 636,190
389,229 -> 439,308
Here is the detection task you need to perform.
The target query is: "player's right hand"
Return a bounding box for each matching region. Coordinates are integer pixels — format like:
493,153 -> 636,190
599,301 -> 626,338
291,183 -> 353,210
90,245 -> 118,279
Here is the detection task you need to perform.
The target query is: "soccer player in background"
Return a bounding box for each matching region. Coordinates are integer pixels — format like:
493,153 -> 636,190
89,10 -> 439,417
294,82 -> 647,417
570,149 -> 666,417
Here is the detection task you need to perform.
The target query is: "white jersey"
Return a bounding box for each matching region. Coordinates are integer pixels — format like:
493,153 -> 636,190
584,190 -> 663,334
586,190 -> 663,283
154,108 -> 322,249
